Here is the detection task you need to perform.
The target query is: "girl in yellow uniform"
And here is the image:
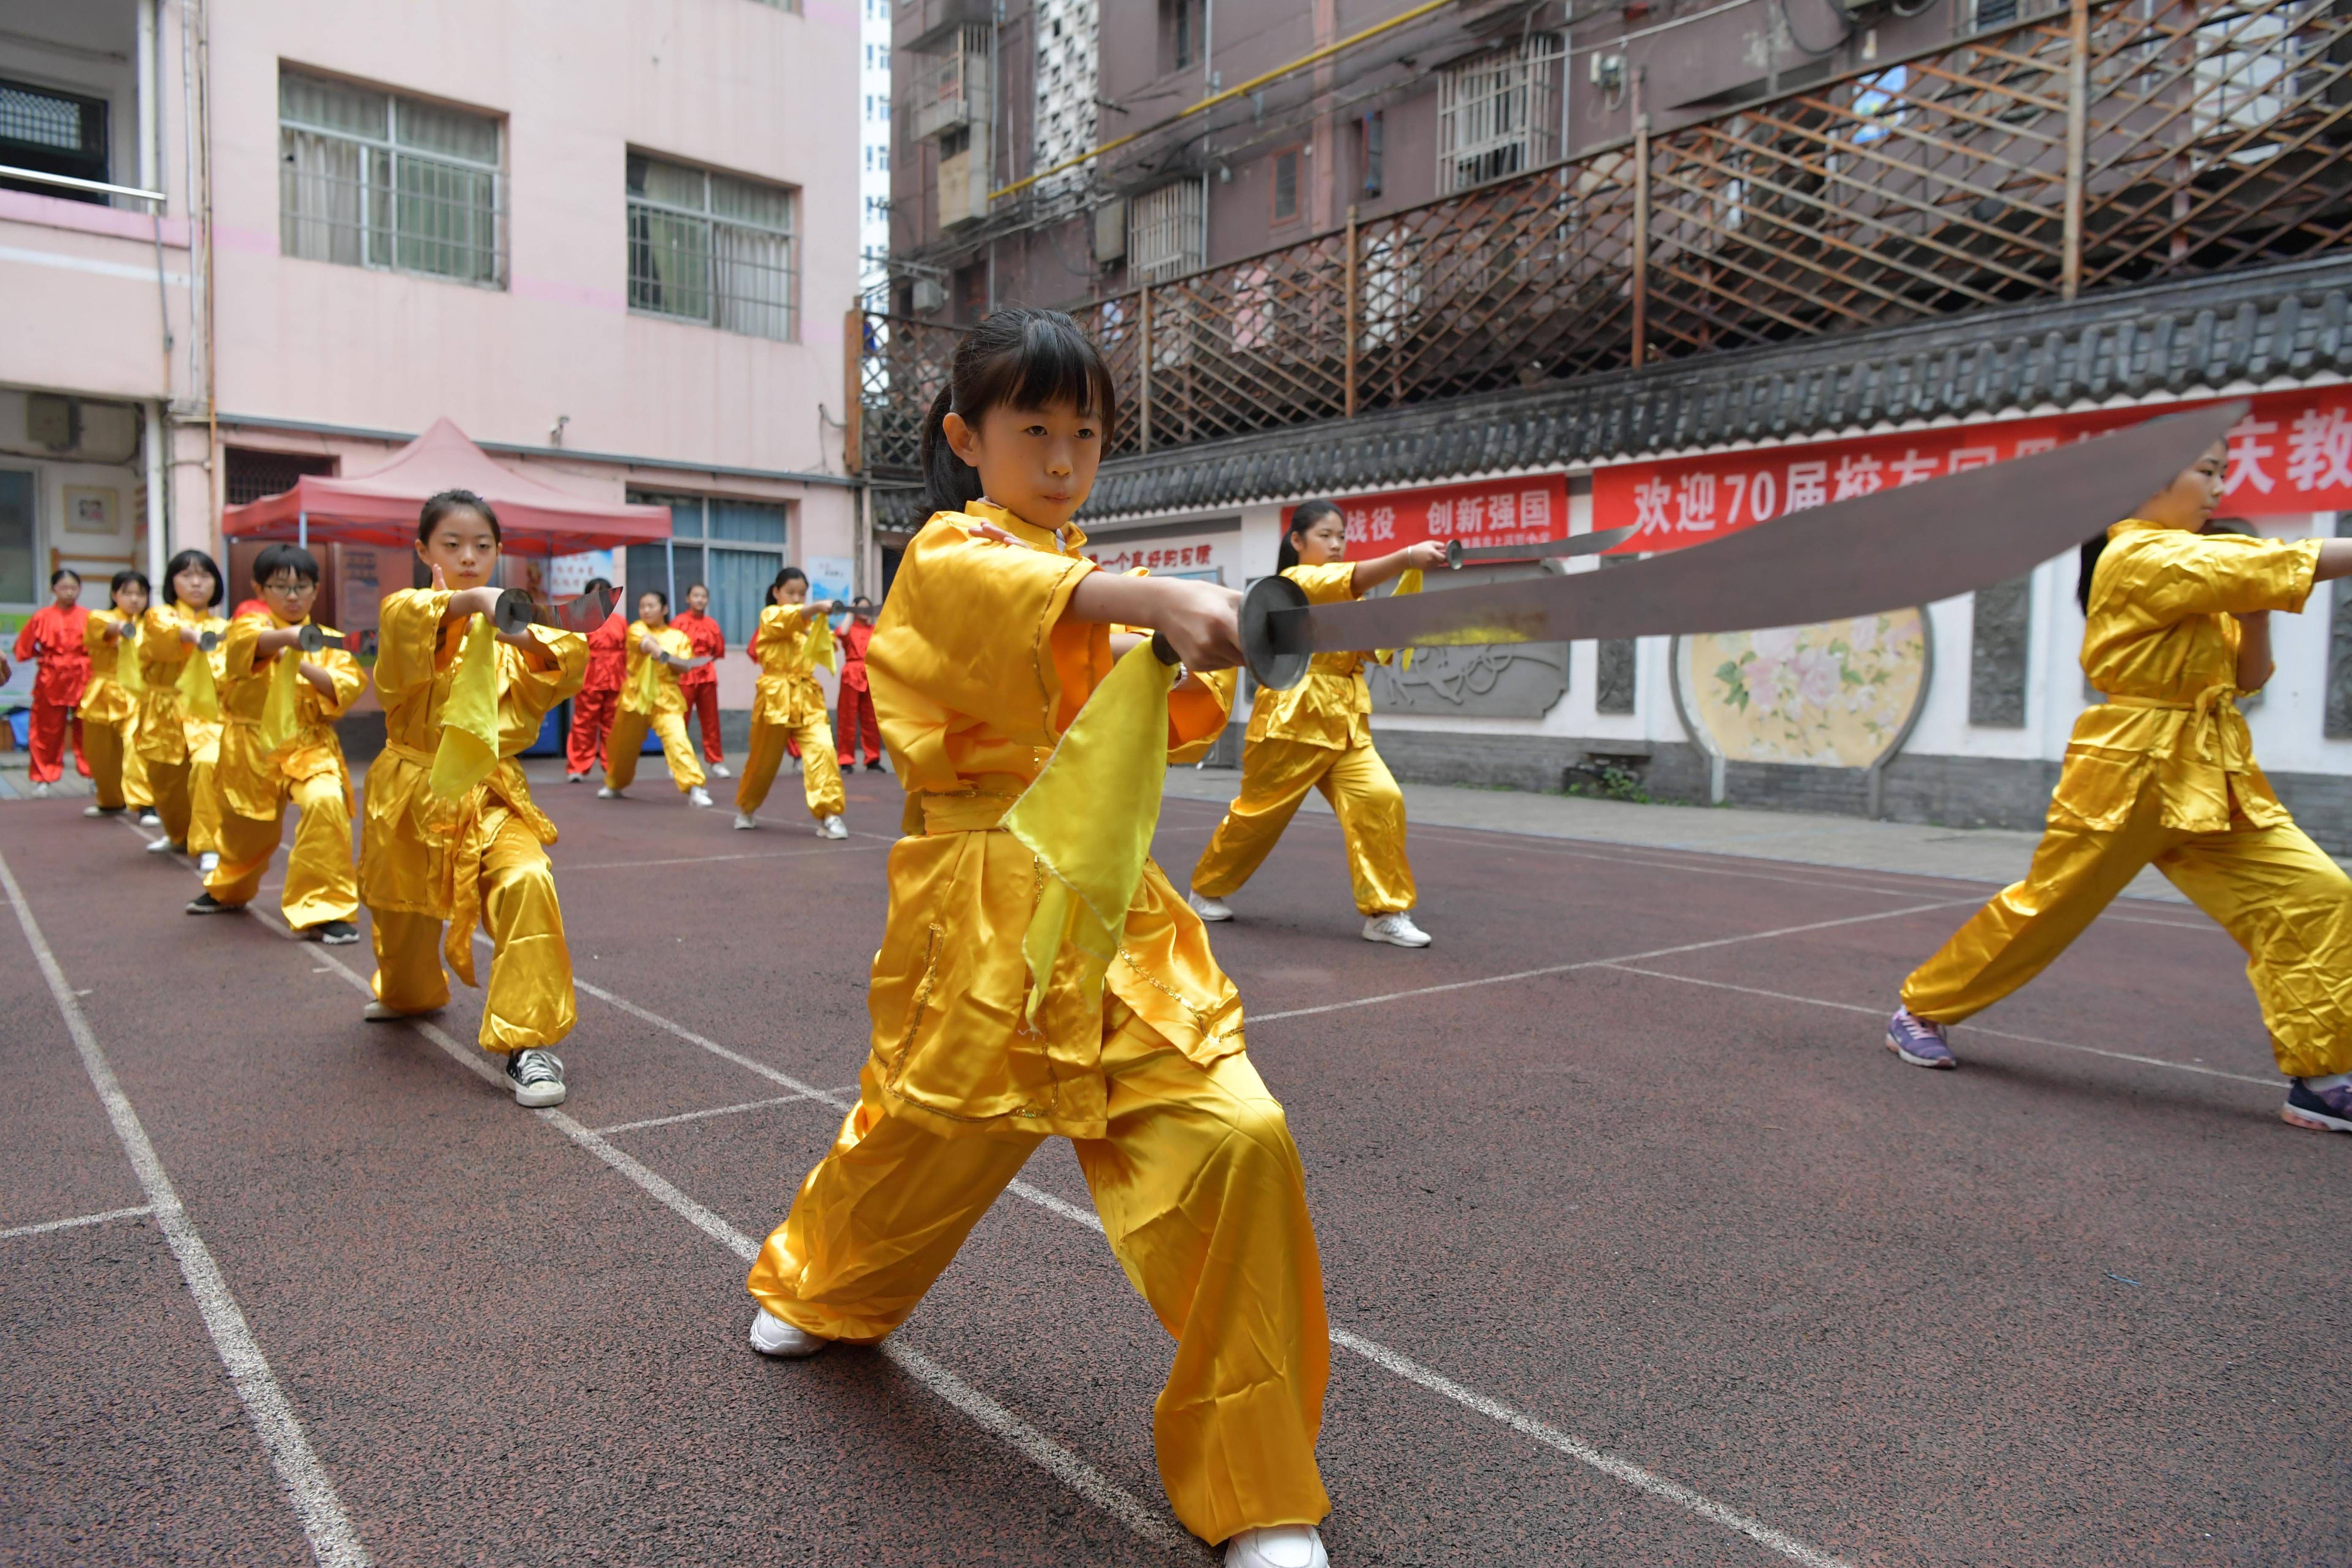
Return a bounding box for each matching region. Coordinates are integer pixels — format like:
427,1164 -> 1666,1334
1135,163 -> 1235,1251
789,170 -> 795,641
136,550 -> 229,862
1189,499 -> 1446,947
745,309 -> 1335,1568
186,544 -> 368,942
732,566 -> 848,838
77,569 -> 148,819
1887,440 -> 2352,1134
360,488 -> 590,1108
598,589 -> 712,808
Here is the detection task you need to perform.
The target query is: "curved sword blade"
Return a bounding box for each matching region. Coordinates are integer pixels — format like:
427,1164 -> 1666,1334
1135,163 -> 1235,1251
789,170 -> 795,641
1290,402 -> 2243,654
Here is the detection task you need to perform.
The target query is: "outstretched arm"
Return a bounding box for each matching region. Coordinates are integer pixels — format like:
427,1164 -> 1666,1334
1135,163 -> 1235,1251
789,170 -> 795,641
1349,540 -> 1448,596
1066,572 -> 1243,670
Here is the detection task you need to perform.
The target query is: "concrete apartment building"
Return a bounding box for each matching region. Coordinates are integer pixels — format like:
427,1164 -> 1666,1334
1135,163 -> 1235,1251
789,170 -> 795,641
871,0 -> 2352,846
1,0 -> 861,719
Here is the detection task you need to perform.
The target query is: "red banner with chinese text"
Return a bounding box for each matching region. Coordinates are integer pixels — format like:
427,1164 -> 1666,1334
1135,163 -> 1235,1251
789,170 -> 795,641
1591,389 -> 2352,553
1283,473 -> 1571,553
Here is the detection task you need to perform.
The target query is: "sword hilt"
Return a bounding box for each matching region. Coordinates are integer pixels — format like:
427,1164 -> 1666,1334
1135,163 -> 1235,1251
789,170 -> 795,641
1239,574 -> 1313,692
195,629 -> 222,652
492,588 -> 539,637
294,624 -> 349,653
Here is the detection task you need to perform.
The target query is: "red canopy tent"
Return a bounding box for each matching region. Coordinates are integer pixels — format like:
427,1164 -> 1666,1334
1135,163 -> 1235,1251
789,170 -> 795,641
219,416 -> 671,556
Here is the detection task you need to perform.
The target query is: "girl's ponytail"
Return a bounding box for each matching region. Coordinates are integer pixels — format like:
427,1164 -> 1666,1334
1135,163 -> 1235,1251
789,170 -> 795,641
2075,532 -> 2107,614
921,384 -> 985,514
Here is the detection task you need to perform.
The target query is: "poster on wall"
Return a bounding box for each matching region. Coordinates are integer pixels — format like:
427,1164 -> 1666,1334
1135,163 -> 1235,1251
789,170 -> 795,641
549,550 -> 615,598
1592,387 -> 2352,553
1083,532 -> 1236,583
1283,474 -> 1570,555
806,555 -> 855,609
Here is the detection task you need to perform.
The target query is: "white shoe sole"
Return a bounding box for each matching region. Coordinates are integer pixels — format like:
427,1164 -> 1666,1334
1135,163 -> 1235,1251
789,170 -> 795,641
733,814 -> 758,830
1362,927 -> 1431,947
1884,1032 -> 1958,1070
511,1082 -> 566,1108
1190,899 -> 1233,922
362,1001 -> 405,1021
2282,1104 -> 2352,1133
749,1309 -> 829,1358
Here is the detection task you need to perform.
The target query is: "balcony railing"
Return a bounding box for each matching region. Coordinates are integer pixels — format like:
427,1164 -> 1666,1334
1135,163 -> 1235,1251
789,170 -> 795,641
852,0 -> 2352,479
902,26 -> 992,146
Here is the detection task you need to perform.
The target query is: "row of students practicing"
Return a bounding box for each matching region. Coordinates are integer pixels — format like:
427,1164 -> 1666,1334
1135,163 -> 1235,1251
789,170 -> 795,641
74,498 -> 593,1110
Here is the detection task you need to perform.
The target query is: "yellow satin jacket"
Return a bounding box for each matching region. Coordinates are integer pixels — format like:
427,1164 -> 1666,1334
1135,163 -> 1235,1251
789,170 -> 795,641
1243,561 -> 1389,749
78,607 -> 142,728
359,590 -> 586,930
2063,516 -> 2325,836
134,601 -> 229,764
619,621 -> 693,717
214,612 -> 369,820
750,605 -> 834,728
863,500 -> 1239,1139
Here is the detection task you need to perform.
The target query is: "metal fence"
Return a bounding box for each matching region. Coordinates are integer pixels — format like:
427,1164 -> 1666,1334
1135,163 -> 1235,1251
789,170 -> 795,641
852,0 -> 2352,477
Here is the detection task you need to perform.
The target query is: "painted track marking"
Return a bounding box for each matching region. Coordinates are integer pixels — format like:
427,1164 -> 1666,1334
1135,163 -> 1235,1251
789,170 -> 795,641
1247,898 -> 1983,1024
0,1203 -> 155,1241
1598,963 -> 2284,1089
0,845 -> 372,1568
591,1092 -> 847,1136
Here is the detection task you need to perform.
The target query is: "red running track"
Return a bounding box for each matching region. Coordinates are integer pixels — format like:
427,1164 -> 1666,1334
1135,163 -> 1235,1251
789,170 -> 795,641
1,765 -> 2344,1566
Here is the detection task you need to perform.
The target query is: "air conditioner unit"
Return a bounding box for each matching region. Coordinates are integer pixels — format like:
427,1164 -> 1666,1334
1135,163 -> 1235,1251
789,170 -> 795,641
1094,198 -> 1127,265
912,277 -> 946,313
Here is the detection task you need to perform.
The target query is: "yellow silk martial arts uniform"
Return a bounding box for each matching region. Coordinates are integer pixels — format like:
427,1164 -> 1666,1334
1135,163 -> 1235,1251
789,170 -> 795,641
1904,517 -> 2352,1078
603,621 -> 706,795
136,600 -> 229,849
360,590 -> 588,1051
748,502 -> 1331,1547
203,612 -> 368,928
78,607 -> 143,812
1191,560 -> 1417,915
735,604 -> 846,822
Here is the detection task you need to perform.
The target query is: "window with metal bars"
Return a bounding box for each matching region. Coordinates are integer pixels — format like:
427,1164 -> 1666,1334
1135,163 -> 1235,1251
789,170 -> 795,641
0,78 -> 109,202
1435,35 -> 1564,195
1129,179 -> 1202,283
1271,147 -> 1302,223
223,448 -> 338,507
278,69 -> 504,286
627,153 -> 800,342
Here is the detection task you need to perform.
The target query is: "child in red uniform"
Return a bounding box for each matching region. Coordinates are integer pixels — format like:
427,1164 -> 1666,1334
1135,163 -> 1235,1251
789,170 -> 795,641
11,569 -> 93,795
833,594 -> 882,771
565,578 -> 624,782
673,582 -> 731,779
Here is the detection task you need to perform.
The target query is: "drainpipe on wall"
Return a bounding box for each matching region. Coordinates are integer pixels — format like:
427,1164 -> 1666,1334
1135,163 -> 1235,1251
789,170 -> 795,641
144,404 -> 166,589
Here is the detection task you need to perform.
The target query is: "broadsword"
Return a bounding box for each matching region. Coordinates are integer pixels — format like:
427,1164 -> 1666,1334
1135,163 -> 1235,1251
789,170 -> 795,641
1239,401 -> 2243,690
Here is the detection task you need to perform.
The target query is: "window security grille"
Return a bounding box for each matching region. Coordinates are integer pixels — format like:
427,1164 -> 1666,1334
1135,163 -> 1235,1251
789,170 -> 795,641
627,153 -> 799,341
0,78 -> 110,201
1129,179 -> 1203,283
1436,35 -> 1565,195
279,70 -> 504,285
1273,148 -> 1301,221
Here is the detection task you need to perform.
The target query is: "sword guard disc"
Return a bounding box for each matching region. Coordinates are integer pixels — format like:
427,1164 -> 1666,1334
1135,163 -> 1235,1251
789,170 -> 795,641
297,623 -> 326,654
1445,539 -> 1465,570
492,588 -> 537,637
196,629 -> 222,652
1241,574 -> 1313,691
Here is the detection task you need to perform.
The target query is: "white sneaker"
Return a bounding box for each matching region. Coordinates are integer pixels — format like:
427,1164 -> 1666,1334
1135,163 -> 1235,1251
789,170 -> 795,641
82,805 -> 105,817
31,782 -> 50,798
504,1048 -> 566,1108
748,1307 -> 829,1358
1189,890 -> 1234,922
732,811 -> 758,830
197,852 -> 219,874
565,771 -> 587,784
137,811 -> 160,827
688,785 -> 713,808
1225,1526 -> 1328,1568
1362,911 -> 1432,948
819,814 -> 848,840
710,762 -> 733,779
145,836 -> 181,855
597,785 -> 623,799
362,1000 -> 403,1021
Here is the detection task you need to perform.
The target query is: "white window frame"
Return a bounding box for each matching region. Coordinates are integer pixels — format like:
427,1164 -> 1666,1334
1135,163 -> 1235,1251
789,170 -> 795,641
627,152 -> 801,342
1436,34 -> 1565,195
278,68 -> 506,287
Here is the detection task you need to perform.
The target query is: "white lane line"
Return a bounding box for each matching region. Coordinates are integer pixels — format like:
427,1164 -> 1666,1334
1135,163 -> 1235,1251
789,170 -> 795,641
280,937 -> 1186,1554
1248,898 -> 1983,1024
0,846 -> 371,1568
0,1204 -> 155,1241
591,1094 -> 832,1136
1598,963 -> 2284,1090
1328,1329 -> 1853,1568
550,964 -> 1854,1567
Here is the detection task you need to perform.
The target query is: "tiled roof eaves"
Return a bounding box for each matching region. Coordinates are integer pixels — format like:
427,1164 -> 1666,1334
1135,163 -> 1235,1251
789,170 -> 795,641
874,256 -> 2352,529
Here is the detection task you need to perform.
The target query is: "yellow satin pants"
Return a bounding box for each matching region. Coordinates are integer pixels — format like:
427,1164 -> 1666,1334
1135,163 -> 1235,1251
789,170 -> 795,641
368,814 -> 576,1053
147,758 -> 192,846
205,773 -> 358,930
736,716 -> 846,821
1192,736 -> 1418,916
604,708 -> 705,794
188,755 -> 224,856
84,721 -> 128,811
749,998 -> 1331,1546
1904,786 -> 2352,1078
122,724 -> 151,811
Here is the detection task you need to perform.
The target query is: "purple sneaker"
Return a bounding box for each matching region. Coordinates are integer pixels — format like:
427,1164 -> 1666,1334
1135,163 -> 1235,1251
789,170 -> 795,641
1886,1007 -> 1957,1069
2281,1078 -> 2352,1134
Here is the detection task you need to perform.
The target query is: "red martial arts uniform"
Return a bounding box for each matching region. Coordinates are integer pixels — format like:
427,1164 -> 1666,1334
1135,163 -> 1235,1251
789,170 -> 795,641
673,607 -> 727,765
567,607 -> 628,777
13,602 -> 91,784
835,615 -> 879,768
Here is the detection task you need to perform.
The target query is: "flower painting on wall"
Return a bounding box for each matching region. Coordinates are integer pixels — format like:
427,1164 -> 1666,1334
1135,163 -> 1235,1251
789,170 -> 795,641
1680,610 -> 1930,769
